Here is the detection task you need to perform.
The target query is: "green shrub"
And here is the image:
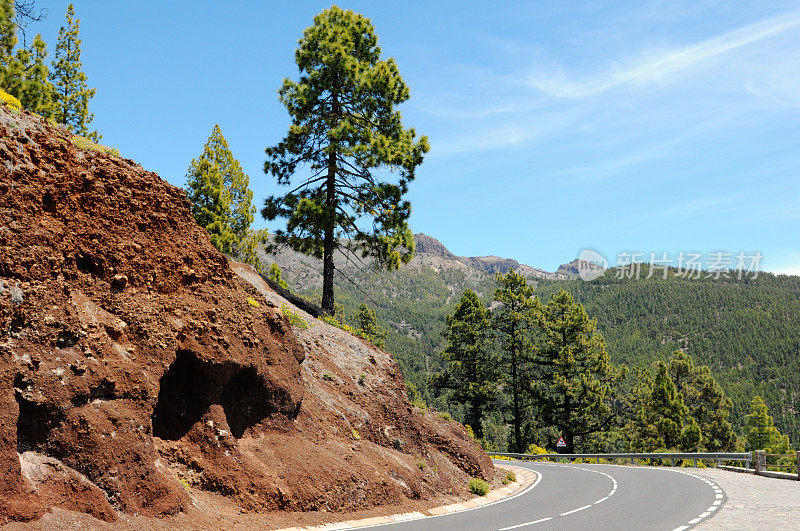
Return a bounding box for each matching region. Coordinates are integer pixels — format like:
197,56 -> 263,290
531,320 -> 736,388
351,428 -> 361,440
502,470 -> 516,485
436,411 -> 453,421
246,296 -> 260,308
358,372 -> 366,385
469,478 -> 490,496
417,459 -> 427,470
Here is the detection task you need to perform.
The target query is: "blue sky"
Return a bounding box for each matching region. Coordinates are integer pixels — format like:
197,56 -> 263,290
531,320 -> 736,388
26,1 -> 800,274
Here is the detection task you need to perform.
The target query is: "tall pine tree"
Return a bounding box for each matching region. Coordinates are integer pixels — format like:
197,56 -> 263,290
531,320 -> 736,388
263,6 -> 429,315
0,0 -> 53,114
745,395 -> 790,453
16,34 -> 53,115
529,290 -> 625,453
667,351 -> 737,451
492,269 -> 538,452
186,124 -> 266,267
433,289 -> 499,439
0,0 -> 18,90
51,4 -> 98,140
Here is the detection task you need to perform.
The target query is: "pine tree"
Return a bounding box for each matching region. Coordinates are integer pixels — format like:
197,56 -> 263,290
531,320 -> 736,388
185,124 -> 266,266
529,290 -> 626,453
267,263 -> 288,289
628,362 -> 690,451
351,302 -> 388,349
492,269 -> 537,452
433,289 -> 499,439
667,350 -> 737,451
50,4 -> 98,140
0,1 -> 53,116
17,34 -> 53,116
263,6 -> 429,315
745,395 -> 790,452
0,0 -> 18,90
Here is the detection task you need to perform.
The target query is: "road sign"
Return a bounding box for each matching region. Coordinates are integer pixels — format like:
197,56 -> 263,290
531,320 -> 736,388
556,436 -> 566,448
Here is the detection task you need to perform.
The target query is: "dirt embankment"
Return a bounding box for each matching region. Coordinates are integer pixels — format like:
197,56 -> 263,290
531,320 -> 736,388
0,106 -> 496,526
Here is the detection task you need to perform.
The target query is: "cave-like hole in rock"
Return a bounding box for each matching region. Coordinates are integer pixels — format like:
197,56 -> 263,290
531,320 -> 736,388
151,351 -> 216,441
15,376 -> 61,453
152,351 -> 276,440
220,367 -> 276,438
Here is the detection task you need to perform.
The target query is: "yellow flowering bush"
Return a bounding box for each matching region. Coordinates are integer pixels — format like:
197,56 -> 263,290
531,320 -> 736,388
1,89 -> 21,110
71,135 -> 121,157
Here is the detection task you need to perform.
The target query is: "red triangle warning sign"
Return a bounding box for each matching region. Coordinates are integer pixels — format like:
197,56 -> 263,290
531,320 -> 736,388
556,436 -> 566,447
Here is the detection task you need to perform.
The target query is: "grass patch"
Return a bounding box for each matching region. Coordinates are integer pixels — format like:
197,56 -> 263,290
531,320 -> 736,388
469,478 -> 490,496
502,470 -> 516,485
417,459 -> 427,470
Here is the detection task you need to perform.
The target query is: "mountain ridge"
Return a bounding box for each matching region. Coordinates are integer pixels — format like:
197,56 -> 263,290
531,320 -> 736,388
413,233 -> 569,280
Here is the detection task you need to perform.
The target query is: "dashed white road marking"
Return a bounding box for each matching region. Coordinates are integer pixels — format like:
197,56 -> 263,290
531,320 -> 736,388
560,504 -> 592,516
498,517 -> 552,530
497,464 -> 617,529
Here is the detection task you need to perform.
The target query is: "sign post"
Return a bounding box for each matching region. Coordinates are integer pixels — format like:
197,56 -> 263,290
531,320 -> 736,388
556,436 -> 566,455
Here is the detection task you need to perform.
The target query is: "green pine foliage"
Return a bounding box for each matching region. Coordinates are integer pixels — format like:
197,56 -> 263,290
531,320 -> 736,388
262,6 -> 429,314
0,1 -> 54,116
185,124 -> 267,267
51,4 -> 98,140
267,262 -> 289,289
432,289 -> 499,439
628,362 -> 692,451
533,268 -> 800,443
529,290 -> 626,453
746,395 -> 791,453
492,269 -> 538,452
17,34 -> 54,116
666,351 -> 737,451
279,254 -> 800,448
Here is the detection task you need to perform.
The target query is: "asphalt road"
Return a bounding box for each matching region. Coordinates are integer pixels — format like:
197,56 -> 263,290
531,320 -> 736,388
361,460 -> 726,531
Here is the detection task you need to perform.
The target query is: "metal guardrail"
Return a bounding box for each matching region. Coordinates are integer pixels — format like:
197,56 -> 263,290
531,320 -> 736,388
491,451 -> 752,469
493,450 -> 800,480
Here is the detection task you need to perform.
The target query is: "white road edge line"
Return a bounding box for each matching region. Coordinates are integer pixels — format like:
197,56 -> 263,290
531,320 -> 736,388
347,464 -> 544,530
560,504 -> 592,516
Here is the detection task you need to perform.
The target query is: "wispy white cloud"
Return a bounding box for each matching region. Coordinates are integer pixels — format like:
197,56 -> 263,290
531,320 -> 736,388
666,193 -> 741,218
526,11 -> 800,98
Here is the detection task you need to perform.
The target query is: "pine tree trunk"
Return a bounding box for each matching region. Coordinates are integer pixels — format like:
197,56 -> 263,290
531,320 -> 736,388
511,328 -> 522,453
566,432 -> 575,454
321,166 -> 335,314
472,399 -> 483,439
321,93 -> 339,315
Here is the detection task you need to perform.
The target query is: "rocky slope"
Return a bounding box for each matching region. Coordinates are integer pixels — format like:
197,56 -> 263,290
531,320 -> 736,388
0,106 -> 495,525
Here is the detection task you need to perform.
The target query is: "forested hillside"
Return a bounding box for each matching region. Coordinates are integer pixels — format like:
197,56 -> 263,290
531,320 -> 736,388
264,235 -> 800,445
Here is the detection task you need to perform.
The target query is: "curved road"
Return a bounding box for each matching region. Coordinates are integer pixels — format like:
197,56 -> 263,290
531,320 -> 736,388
361,460 -> 726,530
